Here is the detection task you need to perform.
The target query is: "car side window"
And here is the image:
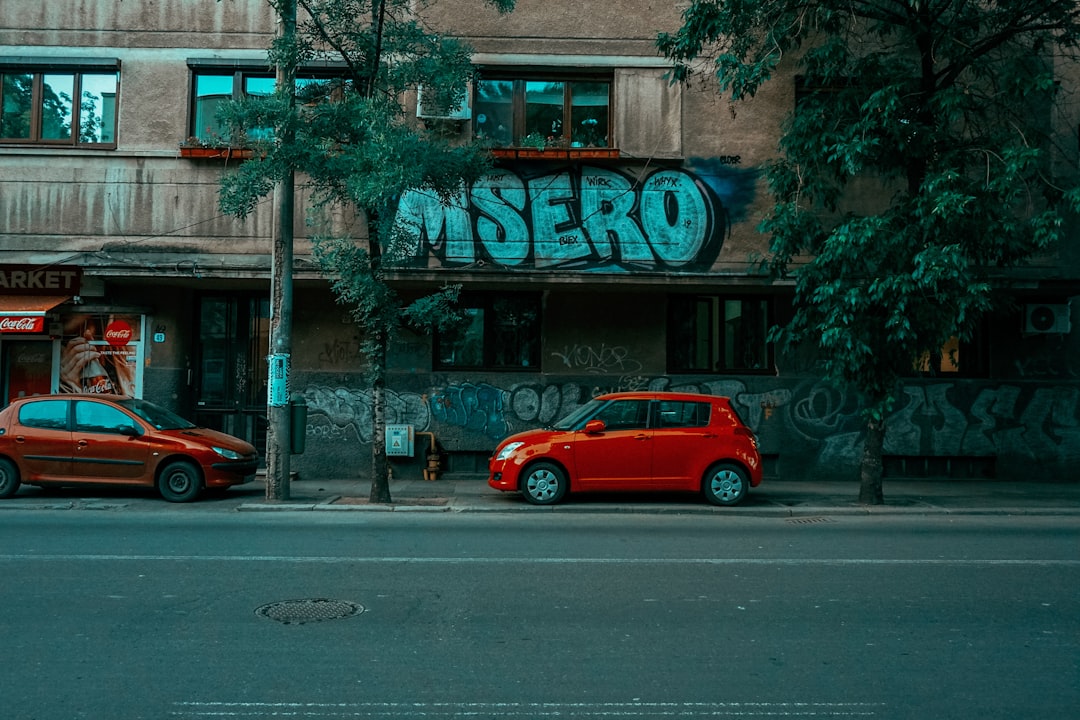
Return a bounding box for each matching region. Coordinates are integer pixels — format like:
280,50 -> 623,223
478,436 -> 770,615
654,400 -> 711,428
593,400 -> 650,431
75,401 -> 135,434
17,400 -> 70,430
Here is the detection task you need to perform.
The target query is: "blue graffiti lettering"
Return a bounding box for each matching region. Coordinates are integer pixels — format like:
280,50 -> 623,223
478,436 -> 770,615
394,164 -> 725,272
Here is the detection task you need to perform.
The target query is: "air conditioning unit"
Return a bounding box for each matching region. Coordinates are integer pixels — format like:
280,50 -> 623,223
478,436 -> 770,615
1024,303 -> 1071,334
415,84 -> 471,121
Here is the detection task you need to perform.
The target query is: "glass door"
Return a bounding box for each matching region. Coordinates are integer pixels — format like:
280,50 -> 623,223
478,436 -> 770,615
194,295 -> 270,454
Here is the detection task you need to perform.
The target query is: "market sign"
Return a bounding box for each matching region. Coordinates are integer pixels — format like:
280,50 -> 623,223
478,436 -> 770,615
0,265 -> 82,295
0,265 -> 82,334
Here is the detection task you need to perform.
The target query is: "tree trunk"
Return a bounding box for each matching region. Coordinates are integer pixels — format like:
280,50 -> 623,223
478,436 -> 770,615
858,417 -> 885,505
368,333 -> 392,503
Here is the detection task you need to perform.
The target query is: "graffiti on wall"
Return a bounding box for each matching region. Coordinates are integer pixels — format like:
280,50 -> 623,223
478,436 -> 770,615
299,377 -> 1080,471
550,343 -> 644,374
393,163 -> 757,272
301,386 -> 430,443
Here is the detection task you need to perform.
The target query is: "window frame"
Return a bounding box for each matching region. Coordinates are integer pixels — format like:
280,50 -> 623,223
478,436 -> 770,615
912,331 -> 988,378
186,59 -> 351,145
667,294 -> 774,374
472,69 -> 613,149
433,293 -> 542,371
0,58 -> 120,148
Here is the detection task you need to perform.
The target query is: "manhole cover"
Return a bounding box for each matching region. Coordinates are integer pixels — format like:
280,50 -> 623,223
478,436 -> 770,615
785,516 -> 837,525
255,598 -> 364,625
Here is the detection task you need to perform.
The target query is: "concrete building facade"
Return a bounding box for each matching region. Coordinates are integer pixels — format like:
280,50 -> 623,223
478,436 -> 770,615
2,0 -> 1079,485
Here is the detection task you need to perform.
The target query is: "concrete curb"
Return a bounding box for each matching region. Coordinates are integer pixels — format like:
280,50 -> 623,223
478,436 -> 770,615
234,500 -> 1080,516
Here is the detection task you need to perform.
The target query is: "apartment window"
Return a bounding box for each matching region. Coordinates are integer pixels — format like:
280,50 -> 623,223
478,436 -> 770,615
0,60 -> 119,146
914,333 -> 987,378
473,72 -> 611,148
668,296 -> 772,373
188,61 -> 350,143
434,295 -> 541,370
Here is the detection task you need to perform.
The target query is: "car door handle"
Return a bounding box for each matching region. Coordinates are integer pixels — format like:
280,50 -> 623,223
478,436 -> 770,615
634,434 -> 650,441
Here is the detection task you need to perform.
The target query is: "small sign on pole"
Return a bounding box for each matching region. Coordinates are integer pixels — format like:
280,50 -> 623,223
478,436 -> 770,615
268,353 -> 290,407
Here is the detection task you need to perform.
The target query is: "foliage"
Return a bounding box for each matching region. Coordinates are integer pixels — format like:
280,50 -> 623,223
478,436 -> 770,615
659,0 -> 1080,501
216,0 -> 512,501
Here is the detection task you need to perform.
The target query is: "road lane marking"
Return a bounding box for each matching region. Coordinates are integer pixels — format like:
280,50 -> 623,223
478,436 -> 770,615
170,700 -> 887,717
1,554 -> 1078,566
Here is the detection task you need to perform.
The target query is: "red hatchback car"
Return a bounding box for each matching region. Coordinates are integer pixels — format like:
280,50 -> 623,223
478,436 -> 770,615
0,394 -> 258,502
489,391 -> 763,506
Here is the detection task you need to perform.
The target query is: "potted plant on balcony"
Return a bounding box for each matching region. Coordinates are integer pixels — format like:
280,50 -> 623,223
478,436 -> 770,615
178,135 -> 254,160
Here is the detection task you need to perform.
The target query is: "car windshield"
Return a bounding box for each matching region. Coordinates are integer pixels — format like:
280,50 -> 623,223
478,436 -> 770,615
115,398 -> 197,431
551,398 -> 607,431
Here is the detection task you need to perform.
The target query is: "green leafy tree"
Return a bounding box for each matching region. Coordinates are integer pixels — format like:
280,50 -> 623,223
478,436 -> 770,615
659,0 -> 1080,503
218,0 -> 512,502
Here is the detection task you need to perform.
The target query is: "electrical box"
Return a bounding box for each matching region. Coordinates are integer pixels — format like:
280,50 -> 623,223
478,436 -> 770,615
385,424 -> 415,457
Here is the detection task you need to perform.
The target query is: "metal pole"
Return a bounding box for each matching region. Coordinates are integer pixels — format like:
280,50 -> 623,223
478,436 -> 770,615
265,0 -> 297,501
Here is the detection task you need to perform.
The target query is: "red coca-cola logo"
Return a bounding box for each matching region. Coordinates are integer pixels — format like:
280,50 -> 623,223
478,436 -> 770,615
0,316 -> 43,332
105,320 -> 133,346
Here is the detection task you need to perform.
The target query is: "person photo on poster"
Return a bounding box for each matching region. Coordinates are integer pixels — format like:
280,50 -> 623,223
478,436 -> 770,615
60,315 -> 137,396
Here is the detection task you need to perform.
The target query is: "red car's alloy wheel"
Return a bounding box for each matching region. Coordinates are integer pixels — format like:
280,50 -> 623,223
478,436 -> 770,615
522,462 -> 567,505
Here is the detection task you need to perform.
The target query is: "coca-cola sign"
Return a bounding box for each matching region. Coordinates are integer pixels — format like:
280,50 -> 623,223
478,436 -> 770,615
0,316 -> 44,333
105,320 -> 133,346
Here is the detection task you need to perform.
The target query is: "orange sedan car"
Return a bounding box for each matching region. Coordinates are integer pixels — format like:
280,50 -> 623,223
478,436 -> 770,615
489,391 -> 763,506
0,394 -> 258,502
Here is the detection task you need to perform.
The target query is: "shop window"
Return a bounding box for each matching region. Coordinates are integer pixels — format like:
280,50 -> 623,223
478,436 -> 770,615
473,72 -> 611,148
188,62 -> 351,144
434,294 -> 540,370
0,61 -> 118,146
668,295 -> 772,373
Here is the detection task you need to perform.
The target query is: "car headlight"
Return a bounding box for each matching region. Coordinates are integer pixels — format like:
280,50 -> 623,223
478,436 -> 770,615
495,441 -> 524,461
212,446 -> 244,460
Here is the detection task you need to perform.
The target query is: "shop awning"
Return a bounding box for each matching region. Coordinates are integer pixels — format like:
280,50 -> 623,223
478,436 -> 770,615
0,296 -> 69,333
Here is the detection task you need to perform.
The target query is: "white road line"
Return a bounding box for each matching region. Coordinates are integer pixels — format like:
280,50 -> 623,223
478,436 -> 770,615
170,701 -> 887,717
0,554 -> 1078,566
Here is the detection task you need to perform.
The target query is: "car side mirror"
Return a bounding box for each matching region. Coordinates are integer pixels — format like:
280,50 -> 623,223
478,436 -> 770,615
118,424 -> 142,437
584,419 -> 606,434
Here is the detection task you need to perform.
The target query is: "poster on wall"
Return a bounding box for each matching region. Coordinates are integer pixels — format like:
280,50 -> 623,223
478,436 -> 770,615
60,314 -> 141,397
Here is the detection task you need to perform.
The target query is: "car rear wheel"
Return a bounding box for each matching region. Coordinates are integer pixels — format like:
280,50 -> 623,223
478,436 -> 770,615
157,460 -> 203,503
703,462 -> 748,506
521,462 -> 568,505
0,458 -> 20,499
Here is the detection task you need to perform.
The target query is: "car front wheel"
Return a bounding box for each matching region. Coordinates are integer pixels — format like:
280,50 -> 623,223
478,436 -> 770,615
0,457 -> 20,499
157,460 -> 203,503
703,462 -> 748,506
521,462 -> 568,505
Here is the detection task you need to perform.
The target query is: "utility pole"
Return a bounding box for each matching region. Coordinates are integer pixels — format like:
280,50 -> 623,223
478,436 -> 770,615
265,0 -> 297,501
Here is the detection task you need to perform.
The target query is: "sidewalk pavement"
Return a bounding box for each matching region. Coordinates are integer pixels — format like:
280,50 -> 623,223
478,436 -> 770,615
237,474 -> 1080,516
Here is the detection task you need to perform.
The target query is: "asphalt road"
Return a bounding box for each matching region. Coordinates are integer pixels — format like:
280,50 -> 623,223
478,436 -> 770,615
2,511 -> 1077,720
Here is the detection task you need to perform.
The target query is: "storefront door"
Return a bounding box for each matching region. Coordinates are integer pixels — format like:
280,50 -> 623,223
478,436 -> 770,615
194,295 -> 270,454
2,339 -> 54,404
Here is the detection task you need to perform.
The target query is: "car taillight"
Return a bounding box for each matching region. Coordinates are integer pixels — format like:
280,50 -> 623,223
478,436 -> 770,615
734,425 -> 758,448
